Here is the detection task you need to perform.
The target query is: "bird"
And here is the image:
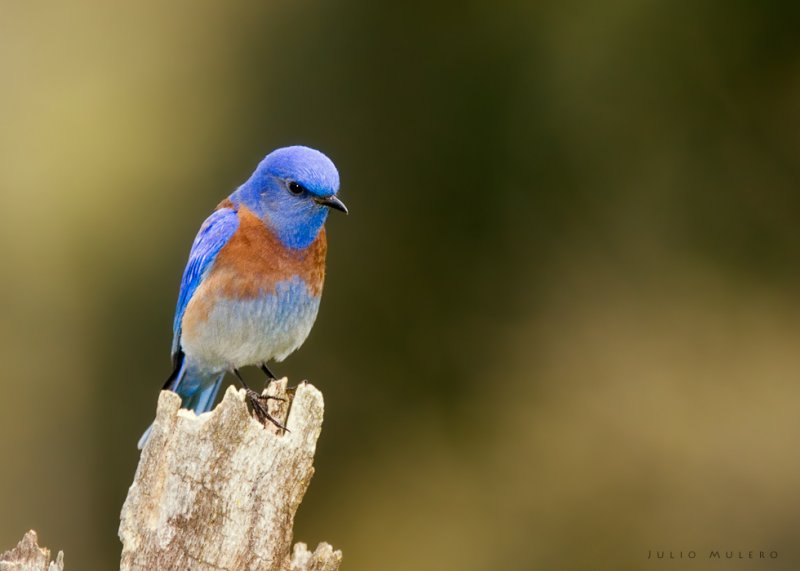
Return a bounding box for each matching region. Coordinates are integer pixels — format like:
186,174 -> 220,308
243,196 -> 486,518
138,145 -> 347,449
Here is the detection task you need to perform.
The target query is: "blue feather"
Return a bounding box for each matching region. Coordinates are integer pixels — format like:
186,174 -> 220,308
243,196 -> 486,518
171,207 -> 240,358
140,207 -> 239,449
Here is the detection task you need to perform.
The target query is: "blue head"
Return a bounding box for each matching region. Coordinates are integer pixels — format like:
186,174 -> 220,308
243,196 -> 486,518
230,146 -> 346,249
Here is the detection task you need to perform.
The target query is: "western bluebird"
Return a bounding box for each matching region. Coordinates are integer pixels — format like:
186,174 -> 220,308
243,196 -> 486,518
138,146 -> 347,449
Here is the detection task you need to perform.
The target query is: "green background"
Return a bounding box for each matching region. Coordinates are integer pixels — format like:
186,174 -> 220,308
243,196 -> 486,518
2,1 -> 799,569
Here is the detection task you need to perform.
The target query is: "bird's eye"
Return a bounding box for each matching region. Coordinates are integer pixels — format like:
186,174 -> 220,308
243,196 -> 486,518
287,181 -> 305,195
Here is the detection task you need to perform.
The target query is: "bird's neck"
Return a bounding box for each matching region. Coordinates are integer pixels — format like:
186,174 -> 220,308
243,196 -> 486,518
267,208 -> 328,250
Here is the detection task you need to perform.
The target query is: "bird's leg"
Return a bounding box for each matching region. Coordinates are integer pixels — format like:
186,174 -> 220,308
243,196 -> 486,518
232,368 -> 288,431
259,362 -> 295,396
260,363 -> 277,380
262,362 -> 297,395
255,363 -> 286,402
232,368 -> 263,404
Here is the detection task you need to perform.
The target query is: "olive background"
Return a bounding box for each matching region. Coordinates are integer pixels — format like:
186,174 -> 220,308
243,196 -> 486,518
2,1 -> 800,569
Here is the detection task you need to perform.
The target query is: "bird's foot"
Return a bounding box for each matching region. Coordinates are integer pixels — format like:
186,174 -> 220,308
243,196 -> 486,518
245,386 -> 286,403
245,388 -> 289,432
233,368 -> 288,432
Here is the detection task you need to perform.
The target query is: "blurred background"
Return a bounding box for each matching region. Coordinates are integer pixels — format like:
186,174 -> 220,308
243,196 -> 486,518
2,1 -> 800,569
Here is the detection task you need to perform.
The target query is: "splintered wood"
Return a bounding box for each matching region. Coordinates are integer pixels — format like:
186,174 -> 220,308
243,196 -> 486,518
0,531 -> 63,571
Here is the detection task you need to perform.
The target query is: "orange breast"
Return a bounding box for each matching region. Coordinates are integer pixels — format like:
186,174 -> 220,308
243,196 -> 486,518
207,205 -> 327,299
180,204 -> 327,340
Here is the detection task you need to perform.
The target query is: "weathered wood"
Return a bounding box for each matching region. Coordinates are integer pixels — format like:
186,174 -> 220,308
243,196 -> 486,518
0,531 -> 63,571
119,379 -> 341,571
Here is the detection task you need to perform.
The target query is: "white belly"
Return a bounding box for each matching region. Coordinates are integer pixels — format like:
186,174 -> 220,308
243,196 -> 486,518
181,277 -> 321,371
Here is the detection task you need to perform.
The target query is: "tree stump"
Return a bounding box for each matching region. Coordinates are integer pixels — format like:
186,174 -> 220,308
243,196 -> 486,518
119,379 -> 341,571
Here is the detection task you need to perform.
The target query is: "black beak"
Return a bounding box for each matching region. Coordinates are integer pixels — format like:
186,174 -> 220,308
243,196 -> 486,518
314,195 -> 349,214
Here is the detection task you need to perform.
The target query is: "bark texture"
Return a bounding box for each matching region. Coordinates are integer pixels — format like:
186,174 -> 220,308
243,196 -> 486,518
0,531 -> 63,571
118,379 -> 341,571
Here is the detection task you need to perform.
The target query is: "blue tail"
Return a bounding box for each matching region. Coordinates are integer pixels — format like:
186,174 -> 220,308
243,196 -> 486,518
137,352 -> 225,449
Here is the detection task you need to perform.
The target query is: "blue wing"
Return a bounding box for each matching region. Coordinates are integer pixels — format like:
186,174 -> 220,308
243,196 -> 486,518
171,207 -> 240,358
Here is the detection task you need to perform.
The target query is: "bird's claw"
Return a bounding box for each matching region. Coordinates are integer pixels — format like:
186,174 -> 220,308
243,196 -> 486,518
245,388 -> 289,432
250,389 -> 286,403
